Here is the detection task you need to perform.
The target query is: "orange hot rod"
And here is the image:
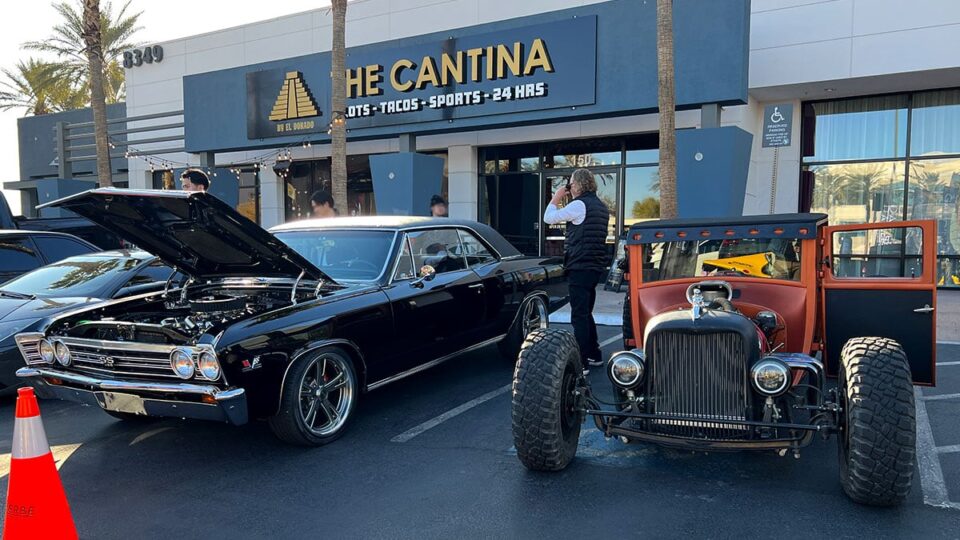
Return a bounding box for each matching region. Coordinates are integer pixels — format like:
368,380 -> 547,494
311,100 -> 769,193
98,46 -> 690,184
511,213 -> 937,506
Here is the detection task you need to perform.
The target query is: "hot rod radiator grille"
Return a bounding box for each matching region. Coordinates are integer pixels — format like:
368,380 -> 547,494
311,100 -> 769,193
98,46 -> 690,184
646,330 -> 750,440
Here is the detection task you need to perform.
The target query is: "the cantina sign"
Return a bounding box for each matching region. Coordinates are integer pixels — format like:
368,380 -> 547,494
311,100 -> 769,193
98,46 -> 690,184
245,16 -> 596,139
344,38 -> 552,119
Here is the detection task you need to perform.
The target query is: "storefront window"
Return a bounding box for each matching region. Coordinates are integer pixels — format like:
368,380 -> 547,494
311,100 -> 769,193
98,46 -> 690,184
237,169 -> 259,223
805,95 -> 907,162
623,166 -> 660,228
910,89 -> 960,157
804,89 -> 960,287
809,161 -> 905,225
906,158 -> 960,284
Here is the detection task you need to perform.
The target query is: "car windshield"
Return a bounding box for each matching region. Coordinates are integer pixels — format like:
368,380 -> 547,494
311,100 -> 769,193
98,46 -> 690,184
1,255 -> 141,298
274,230 -> 395,282
645,237 -> 803,282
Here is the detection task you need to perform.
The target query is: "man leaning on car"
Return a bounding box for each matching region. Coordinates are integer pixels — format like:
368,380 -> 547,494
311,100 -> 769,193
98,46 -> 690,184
543,168 -> 610,369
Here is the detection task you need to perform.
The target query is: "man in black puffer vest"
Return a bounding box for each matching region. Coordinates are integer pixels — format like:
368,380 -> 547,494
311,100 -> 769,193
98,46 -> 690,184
544,168 -> 610,368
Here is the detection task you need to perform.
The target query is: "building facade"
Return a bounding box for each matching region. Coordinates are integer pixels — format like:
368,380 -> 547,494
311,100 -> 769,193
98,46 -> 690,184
116,0 -> 960,286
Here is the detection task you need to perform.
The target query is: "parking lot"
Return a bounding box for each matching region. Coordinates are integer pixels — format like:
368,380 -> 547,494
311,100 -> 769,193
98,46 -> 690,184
0,324 -> 958,538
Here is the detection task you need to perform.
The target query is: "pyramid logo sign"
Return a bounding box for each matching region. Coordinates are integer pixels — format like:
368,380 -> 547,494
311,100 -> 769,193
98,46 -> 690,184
269,71 -> 320,121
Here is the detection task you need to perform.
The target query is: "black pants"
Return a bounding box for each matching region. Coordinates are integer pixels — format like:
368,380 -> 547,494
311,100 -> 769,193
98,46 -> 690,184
568,269 -> 603,362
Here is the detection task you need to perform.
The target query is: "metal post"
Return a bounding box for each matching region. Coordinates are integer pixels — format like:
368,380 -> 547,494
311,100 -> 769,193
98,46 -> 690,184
701,103 -> 721,129
399,133 -> 417,153
198,151 -> 216,168
55,122 -> 72,179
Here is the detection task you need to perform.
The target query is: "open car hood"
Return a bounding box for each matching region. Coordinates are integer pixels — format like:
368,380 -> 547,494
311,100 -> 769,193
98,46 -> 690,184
42,189 -> 332,283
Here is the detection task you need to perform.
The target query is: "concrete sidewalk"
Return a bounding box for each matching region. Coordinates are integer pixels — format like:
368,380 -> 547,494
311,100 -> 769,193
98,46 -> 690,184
551,286 -> 960,343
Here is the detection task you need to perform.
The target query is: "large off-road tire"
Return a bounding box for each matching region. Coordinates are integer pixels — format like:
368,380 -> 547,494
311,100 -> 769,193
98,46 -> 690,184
837,337 -> 916,506
269,348 -> 359,446
511,328 -> 583,471
498,295 -> 548,359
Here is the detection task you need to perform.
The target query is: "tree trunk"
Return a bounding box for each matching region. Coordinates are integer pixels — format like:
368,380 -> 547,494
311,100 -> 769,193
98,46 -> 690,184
330,0 -> 348,214
656,0 -> 676,219
81,0 -> 112,187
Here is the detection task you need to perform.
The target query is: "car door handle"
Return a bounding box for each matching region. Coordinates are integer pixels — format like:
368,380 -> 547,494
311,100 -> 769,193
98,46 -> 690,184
468,284 -> 484,290
913,304 -> 935,313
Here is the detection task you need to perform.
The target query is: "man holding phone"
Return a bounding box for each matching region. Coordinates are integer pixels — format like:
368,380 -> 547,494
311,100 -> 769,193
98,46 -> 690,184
543,168 -> 610,368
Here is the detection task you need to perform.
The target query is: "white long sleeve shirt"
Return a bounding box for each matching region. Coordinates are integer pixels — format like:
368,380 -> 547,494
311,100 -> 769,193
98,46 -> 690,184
543,200 -> 586,225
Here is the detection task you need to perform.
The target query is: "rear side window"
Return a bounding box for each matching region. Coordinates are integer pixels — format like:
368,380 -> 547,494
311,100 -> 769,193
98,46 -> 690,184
457,230 -> 496,267
832,226 -> 923,278
407,229 -> 467,274
33,236 -> 95,263
0,238 -> 41,272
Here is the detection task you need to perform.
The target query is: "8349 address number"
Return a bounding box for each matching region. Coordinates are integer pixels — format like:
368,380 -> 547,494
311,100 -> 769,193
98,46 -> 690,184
123,45 -> 164,68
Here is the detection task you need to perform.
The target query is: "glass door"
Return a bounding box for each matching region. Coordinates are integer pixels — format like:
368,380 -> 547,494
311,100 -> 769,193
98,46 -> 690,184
541,168 -> 620,262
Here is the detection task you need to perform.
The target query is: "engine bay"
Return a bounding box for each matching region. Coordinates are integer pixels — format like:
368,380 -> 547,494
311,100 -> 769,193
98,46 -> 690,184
53,283 -> 307,345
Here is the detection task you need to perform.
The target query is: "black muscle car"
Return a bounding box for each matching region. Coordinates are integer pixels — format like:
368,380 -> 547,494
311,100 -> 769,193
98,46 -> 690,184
0,250 -> 178,393
15,189 -> 566,446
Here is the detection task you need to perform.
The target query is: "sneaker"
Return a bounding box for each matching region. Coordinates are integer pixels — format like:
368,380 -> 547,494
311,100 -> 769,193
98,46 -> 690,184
585,357 -> 604,367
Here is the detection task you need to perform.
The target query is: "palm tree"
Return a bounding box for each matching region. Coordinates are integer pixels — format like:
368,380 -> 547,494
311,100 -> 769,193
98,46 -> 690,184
839,163 -> 889,222
656,0 -> 677,219
0,59 -> 85,115
22,0 -> 142,103
81,0 -> 112,186
330,0 -> 348,213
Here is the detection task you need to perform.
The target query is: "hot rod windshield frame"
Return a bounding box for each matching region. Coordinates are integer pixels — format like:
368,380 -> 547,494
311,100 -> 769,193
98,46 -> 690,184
643,237 -> 804,282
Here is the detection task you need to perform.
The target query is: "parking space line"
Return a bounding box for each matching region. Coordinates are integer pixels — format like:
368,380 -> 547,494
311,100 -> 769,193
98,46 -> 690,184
936,445 -> 960,454
920,393 -> 960,402
391,383 -> 512,443
599,333 -> 623,349
938,361 -> 960,367
937,340 -> 960,346
915,387 -> 958,510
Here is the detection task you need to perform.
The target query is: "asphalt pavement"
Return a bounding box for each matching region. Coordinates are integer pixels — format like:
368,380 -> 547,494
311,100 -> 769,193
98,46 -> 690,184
0,325 -> 959,539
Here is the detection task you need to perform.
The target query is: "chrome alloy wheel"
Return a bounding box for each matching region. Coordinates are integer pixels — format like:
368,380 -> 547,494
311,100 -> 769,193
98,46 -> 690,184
522,296 -> 549,337
298,354 -> 354,436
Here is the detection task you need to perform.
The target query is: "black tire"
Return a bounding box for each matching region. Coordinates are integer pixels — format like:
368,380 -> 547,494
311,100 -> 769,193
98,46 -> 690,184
498,295 -> 548,359
268,348 -> 359,446
622,292 -> 633,342
511,328 -> 583,471
837,337 -> 916,506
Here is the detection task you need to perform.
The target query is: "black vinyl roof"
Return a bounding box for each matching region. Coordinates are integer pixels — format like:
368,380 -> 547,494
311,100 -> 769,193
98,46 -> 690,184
627,213 -> 828,244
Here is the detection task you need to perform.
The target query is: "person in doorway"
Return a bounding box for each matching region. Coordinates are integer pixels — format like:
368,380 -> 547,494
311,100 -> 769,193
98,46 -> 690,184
430,195 -> 448,217
311,190 -> 337,218
180,169 -> 210,192
543,168 -> 610,368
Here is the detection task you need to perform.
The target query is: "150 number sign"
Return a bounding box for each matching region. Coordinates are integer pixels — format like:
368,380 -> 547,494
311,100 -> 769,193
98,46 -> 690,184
123,45 -> 164,68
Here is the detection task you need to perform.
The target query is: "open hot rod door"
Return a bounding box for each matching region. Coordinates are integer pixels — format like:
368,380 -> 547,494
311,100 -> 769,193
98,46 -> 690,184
821,220 -> 937,385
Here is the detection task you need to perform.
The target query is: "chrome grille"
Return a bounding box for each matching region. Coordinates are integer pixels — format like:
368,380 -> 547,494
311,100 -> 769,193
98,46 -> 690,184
646,330 -> 750,439
14,333 -> 44,365
57,337 -> 181,380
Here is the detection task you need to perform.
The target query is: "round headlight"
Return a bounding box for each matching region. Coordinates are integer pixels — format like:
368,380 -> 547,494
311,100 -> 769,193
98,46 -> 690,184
53,340 -> 71,366
170,348 -> 195,379
198,351 -> 221,381
38,339 -> 55,364
751,358 -> 790,396
608,350 -> 644,388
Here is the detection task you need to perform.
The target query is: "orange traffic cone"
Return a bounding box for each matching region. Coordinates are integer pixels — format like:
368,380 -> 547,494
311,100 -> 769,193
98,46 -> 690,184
2,388 -> 77,540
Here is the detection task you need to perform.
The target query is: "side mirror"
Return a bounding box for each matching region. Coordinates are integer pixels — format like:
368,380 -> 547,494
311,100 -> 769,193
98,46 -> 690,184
410,265 -> 436,288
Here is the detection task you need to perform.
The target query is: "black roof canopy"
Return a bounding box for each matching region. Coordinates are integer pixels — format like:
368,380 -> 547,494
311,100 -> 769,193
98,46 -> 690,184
627,213 -> 828,244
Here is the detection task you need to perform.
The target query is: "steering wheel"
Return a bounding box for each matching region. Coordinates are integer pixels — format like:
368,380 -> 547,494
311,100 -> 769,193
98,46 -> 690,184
685,280 -> 733,304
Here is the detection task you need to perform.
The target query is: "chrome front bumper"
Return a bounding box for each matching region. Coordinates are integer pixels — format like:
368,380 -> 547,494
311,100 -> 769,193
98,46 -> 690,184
17,367 -> 248,425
